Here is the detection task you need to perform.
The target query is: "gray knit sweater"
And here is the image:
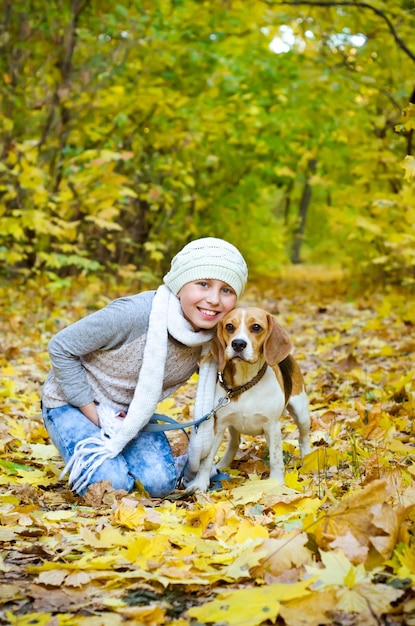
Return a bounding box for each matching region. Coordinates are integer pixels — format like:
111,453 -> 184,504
42,290 -> 202,410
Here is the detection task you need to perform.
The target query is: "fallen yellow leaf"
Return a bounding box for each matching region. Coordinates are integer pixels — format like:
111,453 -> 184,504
187,579 -> 313,626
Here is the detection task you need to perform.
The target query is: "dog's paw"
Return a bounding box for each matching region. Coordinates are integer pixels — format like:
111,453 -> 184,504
184,477 -> 210,494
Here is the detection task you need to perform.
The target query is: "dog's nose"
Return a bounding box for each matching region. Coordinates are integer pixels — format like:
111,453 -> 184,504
232,338 -> 247,353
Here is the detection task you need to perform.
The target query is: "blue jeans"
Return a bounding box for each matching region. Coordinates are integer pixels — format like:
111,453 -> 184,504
42,404 -> 178,498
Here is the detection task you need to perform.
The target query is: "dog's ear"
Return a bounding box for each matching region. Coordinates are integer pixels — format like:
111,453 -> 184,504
263,314 -> 292,365
211,322 -> 227,371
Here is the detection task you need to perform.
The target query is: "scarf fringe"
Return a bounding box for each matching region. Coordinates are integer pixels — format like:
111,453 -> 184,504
60,433 -> 118,493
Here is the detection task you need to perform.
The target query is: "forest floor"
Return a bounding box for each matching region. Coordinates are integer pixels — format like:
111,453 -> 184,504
1,267 -> 415,626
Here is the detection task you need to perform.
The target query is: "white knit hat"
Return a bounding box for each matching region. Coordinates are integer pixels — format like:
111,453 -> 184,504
163,237 -> 248,297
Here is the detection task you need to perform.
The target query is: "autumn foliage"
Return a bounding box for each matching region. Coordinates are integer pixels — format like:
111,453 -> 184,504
0,0 -> 414,288
1,270 -> 415,625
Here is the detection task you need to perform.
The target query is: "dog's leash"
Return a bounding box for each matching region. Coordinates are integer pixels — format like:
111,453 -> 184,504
142,395 -> 231,434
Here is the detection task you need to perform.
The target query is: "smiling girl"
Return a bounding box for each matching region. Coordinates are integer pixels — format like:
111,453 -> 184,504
41,238 -> 248,497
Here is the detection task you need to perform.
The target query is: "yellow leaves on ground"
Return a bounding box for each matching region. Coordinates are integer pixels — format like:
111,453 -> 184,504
112,498 -> 163,530
2,279 -> 415,624
112,496 -> 273,585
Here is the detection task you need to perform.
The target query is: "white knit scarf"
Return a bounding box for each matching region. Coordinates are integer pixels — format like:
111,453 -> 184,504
61,284 -> 218,493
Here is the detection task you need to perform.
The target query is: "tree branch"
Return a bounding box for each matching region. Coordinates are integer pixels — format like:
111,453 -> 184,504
267,0 -> 415,64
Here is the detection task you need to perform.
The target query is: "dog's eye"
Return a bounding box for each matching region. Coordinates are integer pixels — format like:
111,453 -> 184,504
225,323 -> 235,333
251,324 -> 263,333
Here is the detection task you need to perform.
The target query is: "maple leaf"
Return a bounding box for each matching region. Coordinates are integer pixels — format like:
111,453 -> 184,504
79,524 -> 130,549
28,443 -> 58,461
216,518 -> 269,544
284,468 -> 312,491
187,579 -> 314,626
369,502 -> 401,558
220,538 -> 268,581
84,480 -> 129,506
329,531 -> 369,564
64,571 -> 93,587
112,498 -> 155,530
121,534 -> 170,567
0,583 -> 25,604
35,569 -> 69,586
43,510 -> 77,522
252,533 -> 312,581
5,612 -> 54,626
307,550 -> 367,587
335,582 -> 403,615
117,603 -> 167,623
185,500 -> 228,534
306,550 -> 404,616
299,447 -> 344,475
228,475 -> 304,504
386,543 -> 415,582
279,589 -> 338,626
311,479 -> 402,560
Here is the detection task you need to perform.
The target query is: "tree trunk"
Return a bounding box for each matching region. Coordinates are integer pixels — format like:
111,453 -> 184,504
291,158 -> 317,264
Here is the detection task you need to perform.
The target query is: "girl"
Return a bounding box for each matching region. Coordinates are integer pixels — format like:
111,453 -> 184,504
41,237 -> 248,497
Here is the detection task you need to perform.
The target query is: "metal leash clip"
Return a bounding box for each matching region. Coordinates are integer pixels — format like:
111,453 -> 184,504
194,395 -> 231,432
215,395 -> 231,409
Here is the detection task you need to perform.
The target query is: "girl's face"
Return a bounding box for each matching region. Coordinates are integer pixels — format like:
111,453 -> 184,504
177,279 -> 237,331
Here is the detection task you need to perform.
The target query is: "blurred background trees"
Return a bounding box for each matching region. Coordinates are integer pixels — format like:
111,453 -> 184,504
1,0 -> 414,289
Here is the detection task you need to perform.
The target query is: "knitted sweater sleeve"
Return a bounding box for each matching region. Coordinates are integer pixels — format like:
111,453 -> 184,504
46,291 -> 155,407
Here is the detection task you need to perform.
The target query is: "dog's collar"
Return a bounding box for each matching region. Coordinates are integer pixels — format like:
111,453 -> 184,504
217,361 -> 268,399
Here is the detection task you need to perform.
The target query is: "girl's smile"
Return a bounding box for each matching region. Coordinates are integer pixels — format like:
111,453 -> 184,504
178,279 -> 237,330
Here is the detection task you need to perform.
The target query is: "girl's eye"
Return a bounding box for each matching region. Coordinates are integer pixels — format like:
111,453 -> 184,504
251,324 -> 262,333
225,323 -> 235,333
198,281 -> 209,287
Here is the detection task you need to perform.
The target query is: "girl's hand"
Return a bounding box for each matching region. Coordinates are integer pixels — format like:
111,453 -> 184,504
80,402 -> 100,426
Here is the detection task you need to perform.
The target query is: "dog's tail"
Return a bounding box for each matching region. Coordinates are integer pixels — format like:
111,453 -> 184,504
279,355 -> 294,405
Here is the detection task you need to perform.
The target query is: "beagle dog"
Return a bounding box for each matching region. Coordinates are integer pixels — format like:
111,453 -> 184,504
185,307 -> 311,492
